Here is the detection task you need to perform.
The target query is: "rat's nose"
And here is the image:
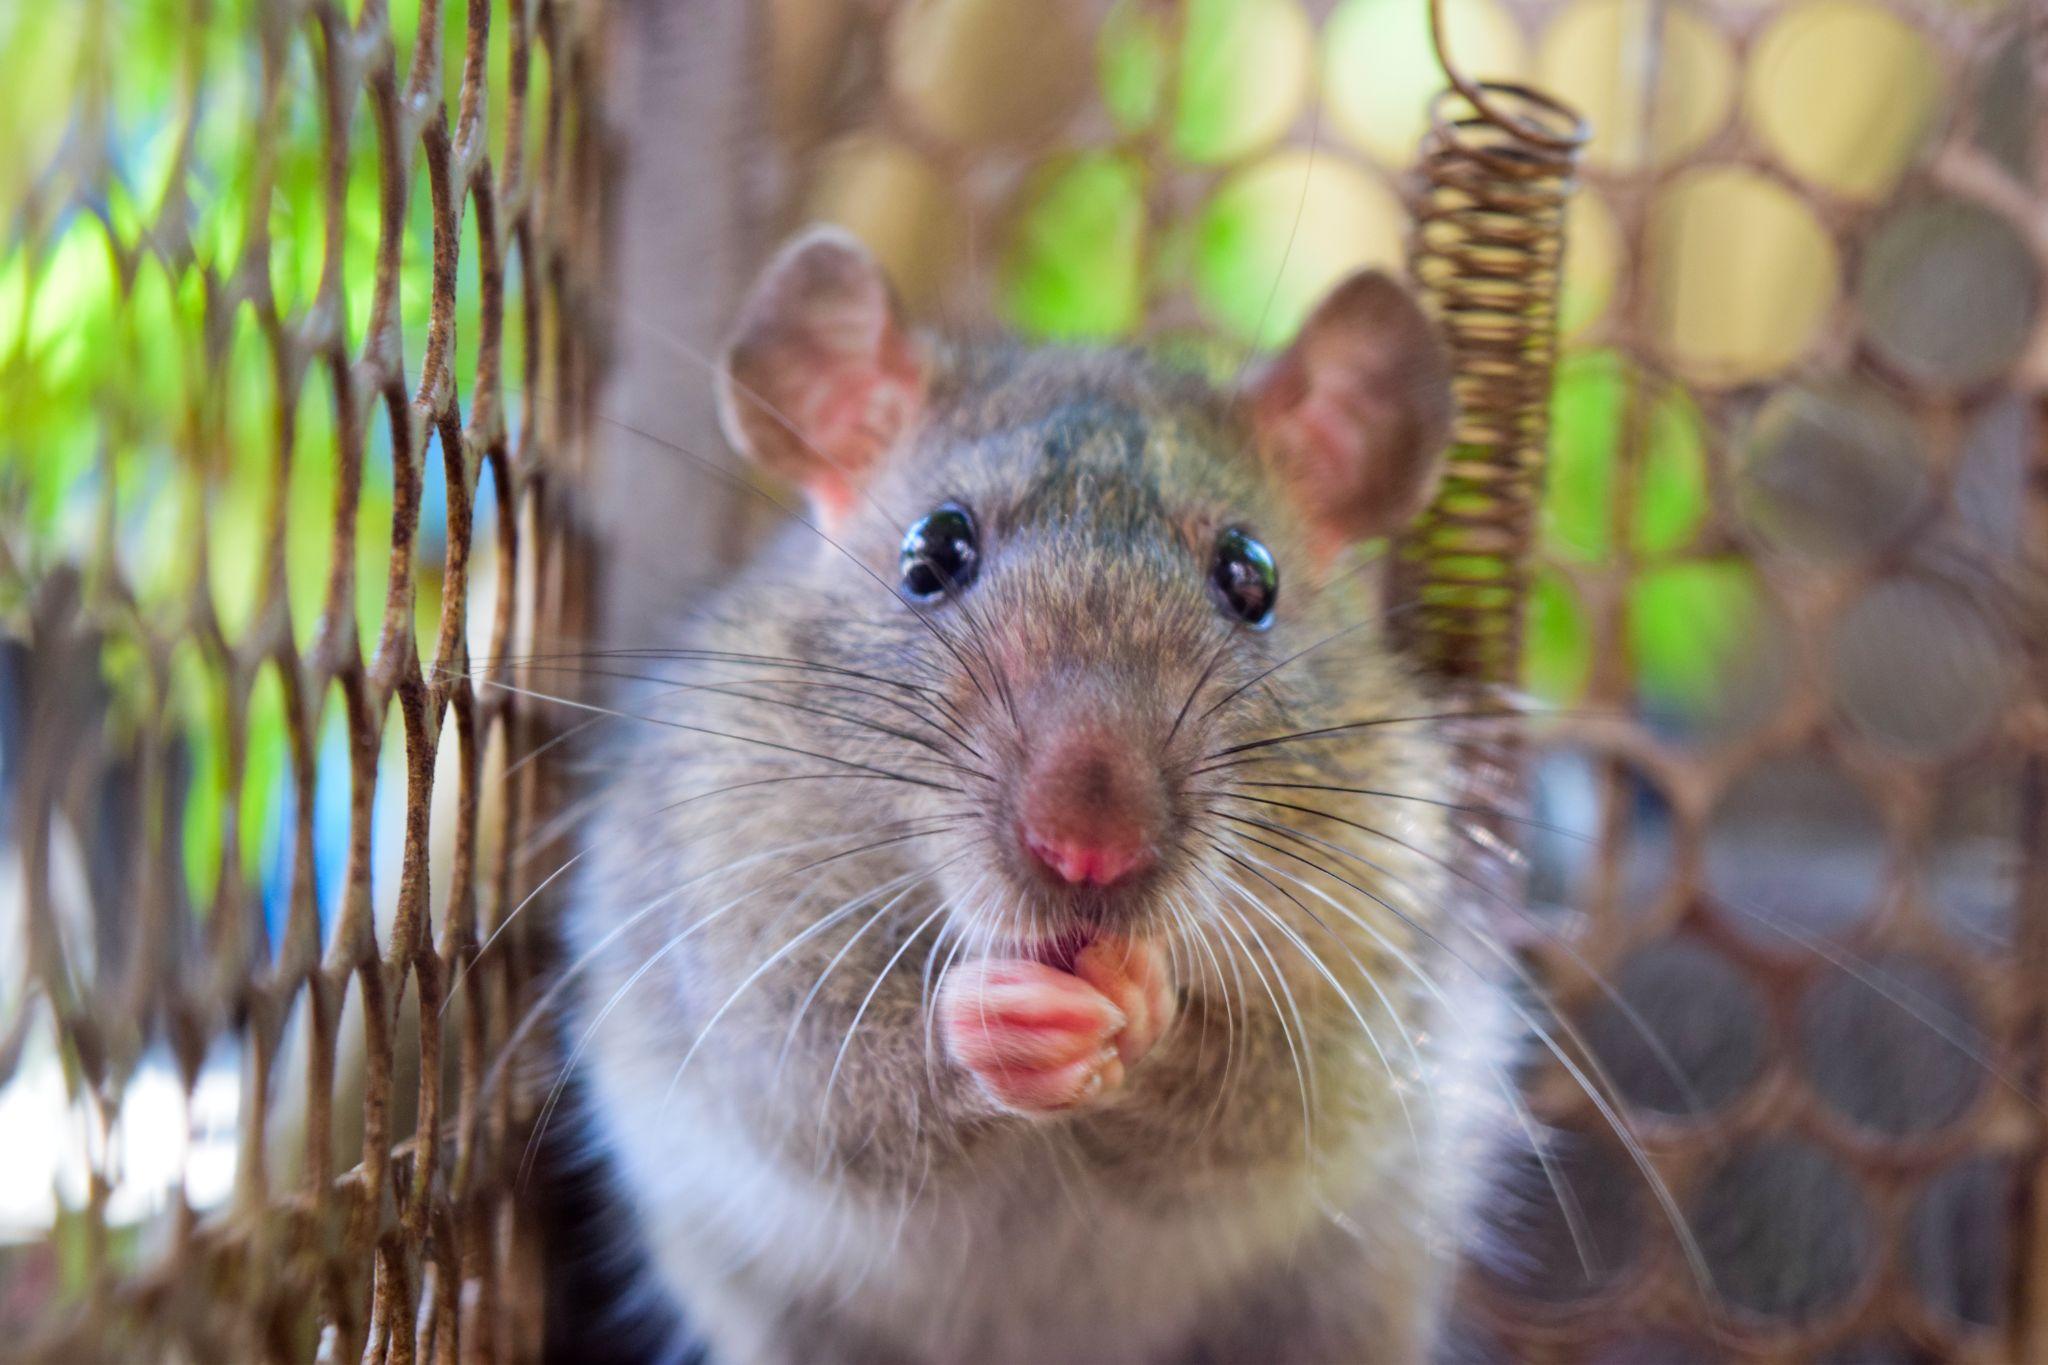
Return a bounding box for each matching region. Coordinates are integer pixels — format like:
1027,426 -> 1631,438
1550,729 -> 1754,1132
1022,828 -> 1150,888
1016,726 -> 1164,890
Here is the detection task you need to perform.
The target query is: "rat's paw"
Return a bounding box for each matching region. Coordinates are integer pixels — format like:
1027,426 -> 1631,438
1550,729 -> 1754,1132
1073,936 -> 1177,1067
937,960 -> 1127,1115
936,939 -> 1178,1116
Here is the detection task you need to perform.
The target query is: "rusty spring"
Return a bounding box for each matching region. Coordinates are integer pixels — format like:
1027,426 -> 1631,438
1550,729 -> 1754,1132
1400,59 -> 1589,687
1389,14 -> 1592,952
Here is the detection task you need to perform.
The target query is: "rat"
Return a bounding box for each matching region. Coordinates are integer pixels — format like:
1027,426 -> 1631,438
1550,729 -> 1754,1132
562,224 -> 1514,1364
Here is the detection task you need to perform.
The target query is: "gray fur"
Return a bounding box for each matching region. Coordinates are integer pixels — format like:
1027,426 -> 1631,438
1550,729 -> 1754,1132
567,341 -> 1511,1364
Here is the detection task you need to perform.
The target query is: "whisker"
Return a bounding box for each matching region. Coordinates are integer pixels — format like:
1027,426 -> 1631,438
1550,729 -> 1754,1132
585,406 -> 1010,713
815,900 -> 954,1165
474,676 -> 963,791
488,658 -> 987,763
501,711 -> 607,778
921,887 -> 984,1102
500,817 -> 965,1172
1215,792 -> 1707,1121
453,770 -> 947,1012
486,821 -> 903,1057
442,845 -> 590,1013
1193,617 -> 1375,728
1213,822 -> 1709,1297
774,862 -> 962,1084
1172,894 -> 1244,1147
1723,897 -> 2041,1116
473,642 -> 977,736
1163,629 -> 1236,748
1220,839 -> 1604,1286
1196,705 -> 1611,771
1201,885 -> 1316,1168
626,674 -> 986,778
1238,779 -> 1595,845
1208,846 -> 1430,1158
662,857 -> 959,1122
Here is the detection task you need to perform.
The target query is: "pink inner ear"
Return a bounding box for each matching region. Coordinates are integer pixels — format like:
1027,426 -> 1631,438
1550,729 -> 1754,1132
1242,270 -> 1453,549
719,226 -> 930,514
799,358 -> 922,481
1246,357 -> 1375,563
797,362 -> 920,525
1279,374 -> 1375,487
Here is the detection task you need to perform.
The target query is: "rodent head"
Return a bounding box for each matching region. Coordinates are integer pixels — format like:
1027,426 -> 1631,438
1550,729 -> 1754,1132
714,225 -> 1453,954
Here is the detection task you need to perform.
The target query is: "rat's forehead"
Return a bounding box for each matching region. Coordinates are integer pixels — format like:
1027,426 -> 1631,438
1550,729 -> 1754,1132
903,353 -> 1269,535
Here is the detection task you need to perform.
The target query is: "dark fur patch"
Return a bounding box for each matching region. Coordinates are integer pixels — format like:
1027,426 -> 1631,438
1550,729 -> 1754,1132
537,1083 -> 704,1365
1036,396 -> 1147,469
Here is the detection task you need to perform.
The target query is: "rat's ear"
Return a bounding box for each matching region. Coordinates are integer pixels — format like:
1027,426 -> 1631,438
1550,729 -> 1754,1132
1239,270 -> 1454,555
717,225 -> 929,522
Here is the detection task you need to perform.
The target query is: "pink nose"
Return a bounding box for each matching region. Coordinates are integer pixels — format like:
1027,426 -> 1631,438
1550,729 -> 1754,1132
1015,723 -> 1165,890
1022,828 -> 1151,887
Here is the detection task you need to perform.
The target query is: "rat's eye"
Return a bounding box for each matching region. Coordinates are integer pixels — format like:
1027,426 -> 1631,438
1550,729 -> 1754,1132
900,503 -> 980,601
1209,527 -> 1278,628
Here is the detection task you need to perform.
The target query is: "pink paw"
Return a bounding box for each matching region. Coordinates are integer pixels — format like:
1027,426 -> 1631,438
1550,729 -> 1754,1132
1072,937 -> 1175,1067
937,936 -> 1176,1116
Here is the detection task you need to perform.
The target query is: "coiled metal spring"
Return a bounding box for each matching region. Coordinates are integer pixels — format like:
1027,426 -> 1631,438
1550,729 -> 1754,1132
1400,63 -> 1588,687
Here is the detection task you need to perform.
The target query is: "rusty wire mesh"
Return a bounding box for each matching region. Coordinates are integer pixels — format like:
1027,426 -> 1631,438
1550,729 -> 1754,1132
4,0 -> 2045,1361
1444,6 -> 2047,1360
0,0 -> 605,1358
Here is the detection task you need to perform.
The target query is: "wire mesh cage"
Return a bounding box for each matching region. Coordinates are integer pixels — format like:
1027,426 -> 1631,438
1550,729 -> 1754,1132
1,0 -> 607,1358
3,0 -> 2045,1361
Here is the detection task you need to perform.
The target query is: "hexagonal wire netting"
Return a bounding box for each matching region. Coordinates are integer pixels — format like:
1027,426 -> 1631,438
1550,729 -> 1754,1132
1,0 -> 605,1358
3,0 -> 2044,1361
753,0 -> 2045,1360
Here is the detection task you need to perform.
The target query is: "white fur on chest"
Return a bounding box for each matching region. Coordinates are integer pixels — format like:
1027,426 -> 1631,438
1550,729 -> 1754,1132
585,1066 -> 1293,1362
576,961 -> 1513,1365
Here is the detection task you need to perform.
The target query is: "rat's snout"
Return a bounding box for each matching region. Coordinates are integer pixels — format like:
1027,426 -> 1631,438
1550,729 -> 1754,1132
1014,720 -> 1167,891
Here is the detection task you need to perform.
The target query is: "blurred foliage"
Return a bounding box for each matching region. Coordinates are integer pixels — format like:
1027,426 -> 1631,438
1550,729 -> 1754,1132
1,0 -> 521,934
1015,7 -> 1742,714
1628,559 -> 1762,707
1525,566 -> 1592,704
1000,152 -> 1148,340
1099,0 -> 1314,165
1545,351 -> 1707,564
7,0 -> 1737,814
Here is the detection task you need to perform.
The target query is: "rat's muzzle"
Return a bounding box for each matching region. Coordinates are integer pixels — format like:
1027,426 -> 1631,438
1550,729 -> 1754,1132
1006,681 -> 1172,911
1016,722 -> 1162,889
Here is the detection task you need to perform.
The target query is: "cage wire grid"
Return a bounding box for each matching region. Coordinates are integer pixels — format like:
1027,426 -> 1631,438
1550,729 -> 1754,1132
2,0 -> 606,1359
2,0 -> 2047,1362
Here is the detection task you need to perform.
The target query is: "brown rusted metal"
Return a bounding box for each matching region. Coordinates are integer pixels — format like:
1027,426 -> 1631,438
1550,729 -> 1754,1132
7,2 -> 2047,1364
1393,21 -> 1588,1152
1,0 -> 604,1358
1401,72 -> 1588,685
